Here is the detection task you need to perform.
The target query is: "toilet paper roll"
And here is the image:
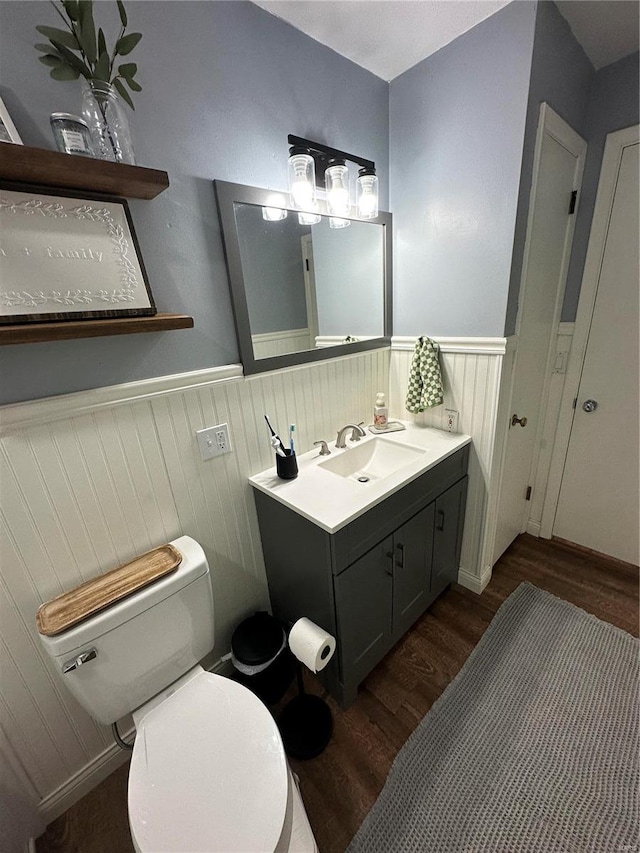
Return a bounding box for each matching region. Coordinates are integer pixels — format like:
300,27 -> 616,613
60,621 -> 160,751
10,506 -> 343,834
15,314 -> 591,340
288,617 -> 336,673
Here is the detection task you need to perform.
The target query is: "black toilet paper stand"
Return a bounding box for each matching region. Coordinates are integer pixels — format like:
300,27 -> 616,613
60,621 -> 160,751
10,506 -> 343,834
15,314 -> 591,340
278,658 -> 333,760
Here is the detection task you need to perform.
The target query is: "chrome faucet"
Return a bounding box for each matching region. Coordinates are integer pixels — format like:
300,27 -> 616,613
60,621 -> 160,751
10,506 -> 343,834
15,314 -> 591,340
335,423 -> 366,449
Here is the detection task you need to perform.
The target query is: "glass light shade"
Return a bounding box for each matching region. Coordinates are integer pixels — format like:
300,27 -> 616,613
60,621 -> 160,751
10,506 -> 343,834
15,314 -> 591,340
262,207 -> 287,221
329,217 -> 351,229
326,163 -> 350,217
298,209 -> 321,225
357,172 -> 379,219
288,152 -> 316,210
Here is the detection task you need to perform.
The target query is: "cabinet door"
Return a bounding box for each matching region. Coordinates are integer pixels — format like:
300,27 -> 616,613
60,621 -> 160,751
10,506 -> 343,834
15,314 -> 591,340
333,536 -> 393,689
431,477 -> 468,597
392,503 -> 435,642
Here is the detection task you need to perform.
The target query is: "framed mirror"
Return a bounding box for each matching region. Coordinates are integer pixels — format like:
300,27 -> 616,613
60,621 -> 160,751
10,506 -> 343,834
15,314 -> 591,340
215,180 -> 392,374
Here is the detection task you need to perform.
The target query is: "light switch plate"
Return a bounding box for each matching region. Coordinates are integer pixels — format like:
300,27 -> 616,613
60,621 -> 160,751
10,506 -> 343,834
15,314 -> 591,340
196,423 -> 232,460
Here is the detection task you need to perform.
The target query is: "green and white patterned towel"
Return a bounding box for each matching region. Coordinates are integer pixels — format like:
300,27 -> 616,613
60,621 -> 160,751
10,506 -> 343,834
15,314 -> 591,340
405,336 -> 444,412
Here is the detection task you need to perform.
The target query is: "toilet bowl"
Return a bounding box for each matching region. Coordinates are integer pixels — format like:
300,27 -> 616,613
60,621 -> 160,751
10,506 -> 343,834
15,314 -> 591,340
38,536 -> 318,852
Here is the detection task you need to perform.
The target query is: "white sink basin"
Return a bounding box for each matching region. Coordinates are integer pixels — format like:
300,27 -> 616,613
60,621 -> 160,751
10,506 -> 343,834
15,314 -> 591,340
319,436 -> 426,483
249,422 -> 471,534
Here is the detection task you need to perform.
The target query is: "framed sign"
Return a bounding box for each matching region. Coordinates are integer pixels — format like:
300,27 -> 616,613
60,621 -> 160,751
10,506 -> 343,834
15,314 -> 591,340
0,186 -> 156,324
0,97 -> 22,144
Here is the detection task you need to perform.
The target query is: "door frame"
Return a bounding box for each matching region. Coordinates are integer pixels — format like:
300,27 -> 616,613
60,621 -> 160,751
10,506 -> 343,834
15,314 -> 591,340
301,233 -> 319,347
540,123 -> 640,538
491,103 -> 587,563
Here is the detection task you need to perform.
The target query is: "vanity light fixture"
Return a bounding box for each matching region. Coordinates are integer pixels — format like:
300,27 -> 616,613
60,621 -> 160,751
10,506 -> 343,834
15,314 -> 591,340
262,207 -> 287,221
298,210 -> 321,225
287,134 -> 379,221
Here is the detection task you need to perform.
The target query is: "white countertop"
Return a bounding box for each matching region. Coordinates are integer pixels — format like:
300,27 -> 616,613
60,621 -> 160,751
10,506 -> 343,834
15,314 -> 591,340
249,422 -> 471,534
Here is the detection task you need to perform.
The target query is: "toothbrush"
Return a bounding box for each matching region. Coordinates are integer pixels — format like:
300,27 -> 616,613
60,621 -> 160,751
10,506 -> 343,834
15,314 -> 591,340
271,436 -> 286,457
265,414 -> 286,454
289,424 -> 296,454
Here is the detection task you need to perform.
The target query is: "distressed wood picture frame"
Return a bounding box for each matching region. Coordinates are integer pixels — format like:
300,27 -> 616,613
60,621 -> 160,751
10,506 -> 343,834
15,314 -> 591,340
0,184 -> 156,324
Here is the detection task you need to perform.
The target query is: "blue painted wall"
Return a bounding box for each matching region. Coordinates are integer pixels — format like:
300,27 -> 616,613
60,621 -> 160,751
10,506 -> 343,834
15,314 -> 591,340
505,0 -> 594,335
1,1 -> 636,403
0,1 -> 389,403
312,219 -> 385,337
389,1 -> 537,339
235,207 -> 310,334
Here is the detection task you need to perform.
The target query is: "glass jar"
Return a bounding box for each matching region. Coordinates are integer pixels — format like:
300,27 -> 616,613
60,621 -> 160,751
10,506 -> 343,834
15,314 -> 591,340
49,113 -> 95,157
325,161 -> 350,217
81,80 -> 135,165
356,169 -> 379,219
288,148 -> 316,210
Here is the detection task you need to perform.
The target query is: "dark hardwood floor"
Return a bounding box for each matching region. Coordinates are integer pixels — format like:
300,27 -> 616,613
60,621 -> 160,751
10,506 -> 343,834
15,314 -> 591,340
36,534 -> 638,853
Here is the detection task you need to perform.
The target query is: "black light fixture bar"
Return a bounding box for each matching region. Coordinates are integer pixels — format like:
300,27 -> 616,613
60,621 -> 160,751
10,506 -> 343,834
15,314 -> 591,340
288,134 -> 375,187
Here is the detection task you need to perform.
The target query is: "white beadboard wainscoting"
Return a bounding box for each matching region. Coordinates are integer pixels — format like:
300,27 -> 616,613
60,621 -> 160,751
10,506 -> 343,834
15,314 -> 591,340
390,337 -> 509,594
0,336 -> 510,830
251,327 -> 312,359
0,347 -> 389,825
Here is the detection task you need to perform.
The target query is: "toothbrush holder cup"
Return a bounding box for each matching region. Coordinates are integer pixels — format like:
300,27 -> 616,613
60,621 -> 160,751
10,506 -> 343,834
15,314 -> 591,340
276,449 -> 298,480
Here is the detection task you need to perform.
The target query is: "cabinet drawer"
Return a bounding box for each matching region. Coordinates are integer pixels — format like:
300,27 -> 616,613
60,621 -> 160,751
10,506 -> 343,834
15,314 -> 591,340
332,445 -> 468,572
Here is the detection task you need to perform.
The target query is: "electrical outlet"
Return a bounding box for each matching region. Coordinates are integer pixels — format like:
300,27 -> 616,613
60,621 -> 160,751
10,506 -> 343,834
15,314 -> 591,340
196,423 -> 232,461
445,409 -> 459,434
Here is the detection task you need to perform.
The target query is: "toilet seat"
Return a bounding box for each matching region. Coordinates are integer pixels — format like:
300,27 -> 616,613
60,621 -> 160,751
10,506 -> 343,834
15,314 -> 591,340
128,670 -> 289,853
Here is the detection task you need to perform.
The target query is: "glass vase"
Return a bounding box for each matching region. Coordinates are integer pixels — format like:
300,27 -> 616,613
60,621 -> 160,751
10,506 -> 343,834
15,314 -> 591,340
81,80 -> 135,164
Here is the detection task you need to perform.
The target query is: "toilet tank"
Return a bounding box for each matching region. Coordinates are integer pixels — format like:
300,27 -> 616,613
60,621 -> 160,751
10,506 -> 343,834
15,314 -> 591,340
39,536 -> 215,725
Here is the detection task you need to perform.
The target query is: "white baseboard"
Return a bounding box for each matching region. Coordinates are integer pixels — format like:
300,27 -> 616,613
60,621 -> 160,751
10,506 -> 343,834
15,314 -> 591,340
526,519 -> 541,537
38,728 -> 133,826
457,565 -> 492,594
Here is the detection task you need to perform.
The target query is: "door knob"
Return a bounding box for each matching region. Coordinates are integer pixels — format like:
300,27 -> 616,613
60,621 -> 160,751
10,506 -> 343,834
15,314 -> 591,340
582,399 -> 598,413
511,414 -> 528,427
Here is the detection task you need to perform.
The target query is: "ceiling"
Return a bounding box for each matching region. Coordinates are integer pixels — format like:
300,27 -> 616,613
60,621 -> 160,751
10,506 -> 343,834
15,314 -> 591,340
252,0 -> 640,80
555,1 -> 639,70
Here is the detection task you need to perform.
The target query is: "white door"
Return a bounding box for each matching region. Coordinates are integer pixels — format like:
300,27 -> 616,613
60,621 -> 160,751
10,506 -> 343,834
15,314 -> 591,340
553,135 -> 639,564
493,105 -> 586,562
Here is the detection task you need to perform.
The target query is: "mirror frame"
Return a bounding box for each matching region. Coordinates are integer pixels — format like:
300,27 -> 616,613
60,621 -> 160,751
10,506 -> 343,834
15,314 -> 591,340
215,179 -> 392,375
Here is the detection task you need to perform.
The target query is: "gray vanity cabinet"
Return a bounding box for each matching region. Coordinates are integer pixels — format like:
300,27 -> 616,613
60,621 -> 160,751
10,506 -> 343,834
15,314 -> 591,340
333,536 -> 394,692
252,444 -> 469,708
431,478 -> 468,599
335,503 -> 435,695
391,503 -> 435,641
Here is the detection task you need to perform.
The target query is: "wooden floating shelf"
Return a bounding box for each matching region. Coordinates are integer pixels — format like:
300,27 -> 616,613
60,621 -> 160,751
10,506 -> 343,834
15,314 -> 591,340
0,314 -> 194,345
0,144 -> 169,199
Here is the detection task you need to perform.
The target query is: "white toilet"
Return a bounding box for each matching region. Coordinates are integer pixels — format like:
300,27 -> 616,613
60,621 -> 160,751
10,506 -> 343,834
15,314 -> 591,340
39,536 -> 318,852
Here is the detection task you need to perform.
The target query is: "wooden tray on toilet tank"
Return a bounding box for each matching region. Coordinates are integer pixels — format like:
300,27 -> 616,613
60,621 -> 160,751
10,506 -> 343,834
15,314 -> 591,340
36,544 -> 182,637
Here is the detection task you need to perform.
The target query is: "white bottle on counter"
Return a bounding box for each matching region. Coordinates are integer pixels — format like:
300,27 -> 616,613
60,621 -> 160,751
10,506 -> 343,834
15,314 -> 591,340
374,392 -> 388,430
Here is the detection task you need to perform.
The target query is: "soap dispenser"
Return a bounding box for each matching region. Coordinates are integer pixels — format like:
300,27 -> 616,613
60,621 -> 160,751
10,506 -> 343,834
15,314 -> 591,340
374,392 -> 388,430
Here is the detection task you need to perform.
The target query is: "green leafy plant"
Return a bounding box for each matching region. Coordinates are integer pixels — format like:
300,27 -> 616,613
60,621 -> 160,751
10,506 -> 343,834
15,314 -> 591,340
35,0 -> 142,109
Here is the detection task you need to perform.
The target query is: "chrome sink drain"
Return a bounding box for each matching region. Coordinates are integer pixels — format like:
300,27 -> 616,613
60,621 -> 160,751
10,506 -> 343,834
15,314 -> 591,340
357,475 -> 370,483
